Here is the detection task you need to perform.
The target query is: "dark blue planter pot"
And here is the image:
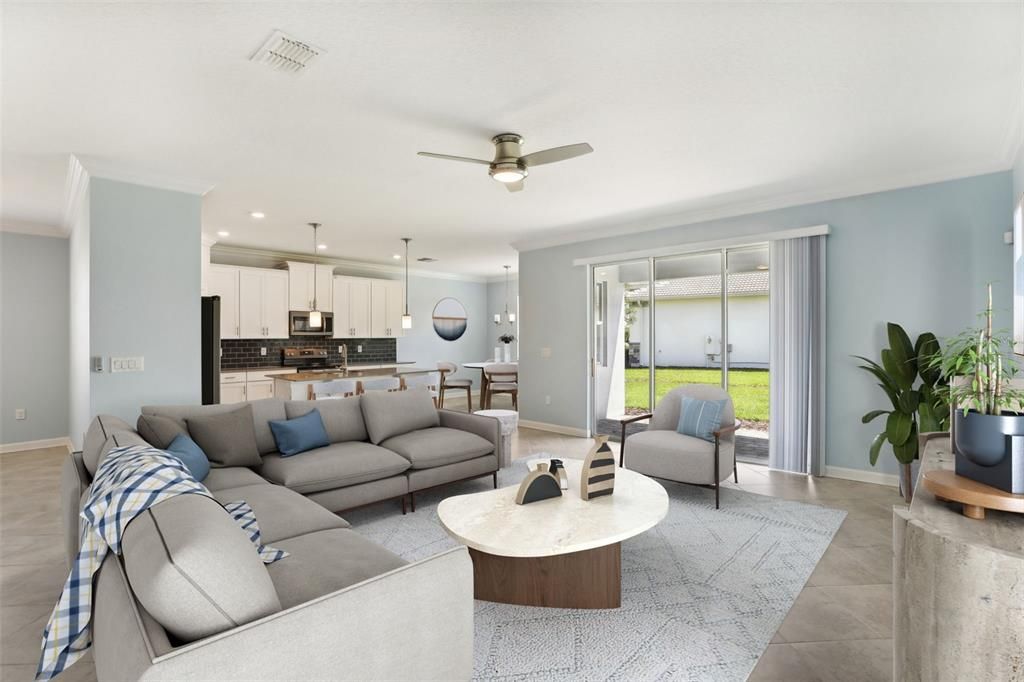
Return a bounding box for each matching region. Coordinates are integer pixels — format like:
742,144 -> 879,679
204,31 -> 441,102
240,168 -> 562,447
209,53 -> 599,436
952,409 -> 1024,494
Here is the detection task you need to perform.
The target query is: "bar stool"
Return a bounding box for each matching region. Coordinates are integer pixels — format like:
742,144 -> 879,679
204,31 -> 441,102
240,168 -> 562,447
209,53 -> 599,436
437,361 -> 472,411
483,363 -> 518,409
308,379 -> 359,400
401,372 -> 441,407
357,377 -> 402,394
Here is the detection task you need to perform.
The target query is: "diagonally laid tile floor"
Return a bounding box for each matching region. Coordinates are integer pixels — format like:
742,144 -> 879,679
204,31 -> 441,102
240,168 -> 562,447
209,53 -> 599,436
0,425 -> 903,682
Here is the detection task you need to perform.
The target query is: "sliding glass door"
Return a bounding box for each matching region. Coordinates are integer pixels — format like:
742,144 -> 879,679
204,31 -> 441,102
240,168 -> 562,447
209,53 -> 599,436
590,244 -> 770,464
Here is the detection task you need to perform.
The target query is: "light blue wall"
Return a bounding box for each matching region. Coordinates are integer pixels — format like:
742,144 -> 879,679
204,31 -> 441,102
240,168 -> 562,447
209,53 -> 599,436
87,178 -> 202,425
519,172 -> 1013,475
0,233 -> 69,445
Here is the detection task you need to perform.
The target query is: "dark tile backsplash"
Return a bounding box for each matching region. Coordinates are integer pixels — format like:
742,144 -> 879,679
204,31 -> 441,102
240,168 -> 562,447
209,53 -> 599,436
220,337 -> 397,370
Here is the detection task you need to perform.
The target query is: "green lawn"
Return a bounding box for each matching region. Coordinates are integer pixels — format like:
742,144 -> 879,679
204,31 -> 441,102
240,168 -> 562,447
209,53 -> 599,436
624,368 -> 769,424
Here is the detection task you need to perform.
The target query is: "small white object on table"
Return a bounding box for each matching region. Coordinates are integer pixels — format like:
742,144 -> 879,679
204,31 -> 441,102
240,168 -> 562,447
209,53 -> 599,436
474,409 -> 518,468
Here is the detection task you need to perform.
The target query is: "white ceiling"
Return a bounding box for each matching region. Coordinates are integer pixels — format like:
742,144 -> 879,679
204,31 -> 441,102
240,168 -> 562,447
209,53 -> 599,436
3,2 -> 1022,276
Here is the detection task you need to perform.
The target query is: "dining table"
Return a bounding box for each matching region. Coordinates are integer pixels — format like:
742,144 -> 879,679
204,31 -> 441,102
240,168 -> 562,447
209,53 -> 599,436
464,360 -> 518,410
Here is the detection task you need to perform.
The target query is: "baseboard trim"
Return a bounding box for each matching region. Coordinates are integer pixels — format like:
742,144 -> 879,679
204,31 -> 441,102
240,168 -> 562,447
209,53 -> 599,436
0,436 -> 73,455
518,420 -> 589,438
824,465 -> 898,487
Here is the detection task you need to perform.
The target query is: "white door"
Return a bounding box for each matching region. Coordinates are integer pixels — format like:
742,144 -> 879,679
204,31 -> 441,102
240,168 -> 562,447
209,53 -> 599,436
220,382 -> 247,404
370,280 -> 389,337
314,264 -> 333,311
386,280 -> 405,337
350,278 -> 372,337
288,262 -> 314,311
246,380 -> 274,401
262,272 -> 290,338
238,269 -> 264,338
208,266 -> 239,339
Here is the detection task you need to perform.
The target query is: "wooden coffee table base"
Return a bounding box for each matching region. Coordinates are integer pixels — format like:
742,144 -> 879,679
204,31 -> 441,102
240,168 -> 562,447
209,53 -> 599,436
469,543 -> 621,609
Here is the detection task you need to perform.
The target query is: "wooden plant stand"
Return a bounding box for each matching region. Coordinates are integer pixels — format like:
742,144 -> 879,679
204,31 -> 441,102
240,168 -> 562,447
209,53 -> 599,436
921,469 -> 1024,520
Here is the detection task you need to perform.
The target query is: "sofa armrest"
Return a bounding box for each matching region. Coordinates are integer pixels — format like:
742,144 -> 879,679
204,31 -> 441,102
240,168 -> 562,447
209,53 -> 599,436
61,451 -> 89,570
96,547 -> 475,681
438,409 -> 502,463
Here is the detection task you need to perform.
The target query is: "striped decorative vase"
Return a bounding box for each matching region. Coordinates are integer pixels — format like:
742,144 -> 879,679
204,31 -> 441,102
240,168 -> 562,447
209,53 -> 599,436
580,436 -> 616,500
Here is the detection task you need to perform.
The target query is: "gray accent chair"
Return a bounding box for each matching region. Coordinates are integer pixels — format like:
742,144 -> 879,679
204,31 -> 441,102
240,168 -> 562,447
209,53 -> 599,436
619,384 -> 739,509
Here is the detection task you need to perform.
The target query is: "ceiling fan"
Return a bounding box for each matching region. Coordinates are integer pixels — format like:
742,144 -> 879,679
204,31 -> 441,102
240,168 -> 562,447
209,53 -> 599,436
417,133 -> 593,192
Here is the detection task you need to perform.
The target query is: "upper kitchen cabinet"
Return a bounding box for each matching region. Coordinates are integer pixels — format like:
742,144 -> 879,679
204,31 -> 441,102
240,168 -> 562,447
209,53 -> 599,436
333,276 -> 372,338
239,267 -> 289,339
370,279 -> 405,338
208,265 -> 240,339
286,261 -> 334,312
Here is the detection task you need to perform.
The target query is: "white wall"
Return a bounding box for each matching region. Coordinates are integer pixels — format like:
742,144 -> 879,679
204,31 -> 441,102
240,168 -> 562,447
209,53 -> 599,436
630,295 -> 769,367
1,233 -> 70,446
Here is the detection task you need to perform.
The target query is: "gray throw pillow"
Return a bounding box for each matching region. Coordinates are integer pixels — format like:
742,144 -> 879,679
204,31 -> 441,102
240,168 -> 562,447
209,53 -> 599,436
360,389 -> 440,444
186,405 -> 261,468
136,414 -> 187,449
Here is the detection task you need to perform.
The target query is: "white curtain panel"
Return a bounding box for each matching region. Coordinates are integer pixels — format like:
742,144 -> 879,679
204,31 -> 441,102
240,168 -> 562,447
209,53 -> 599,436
769,236 -> 826,475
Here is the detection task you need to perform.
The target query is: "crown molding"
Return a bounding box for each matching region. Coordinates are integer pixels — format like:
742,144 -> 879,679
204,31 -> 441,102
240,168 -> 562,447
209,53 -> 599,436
0,219 -> 66,238
484,273 -> 519,284
512,161 -> 1010,253
210,243 -> 490,283
75,155 -> 215,196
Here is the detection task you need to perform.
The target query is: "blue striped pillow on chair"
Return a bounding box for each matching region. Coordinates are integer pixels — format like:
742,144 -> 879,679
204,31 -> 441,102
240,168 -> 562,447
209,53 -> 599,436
676,396 -> 728,442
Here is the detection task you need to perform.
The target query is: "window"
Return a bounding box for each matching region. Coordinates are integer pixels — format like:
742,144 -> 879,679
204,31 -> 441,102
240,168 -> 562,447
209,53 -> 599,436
594,280 -> 608,367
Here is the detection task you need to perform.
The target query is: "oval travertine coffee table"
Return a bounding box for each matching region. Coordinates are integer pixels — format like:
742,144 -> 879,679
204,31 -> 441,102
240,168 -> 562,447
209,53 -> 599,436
437,456 -> 668,609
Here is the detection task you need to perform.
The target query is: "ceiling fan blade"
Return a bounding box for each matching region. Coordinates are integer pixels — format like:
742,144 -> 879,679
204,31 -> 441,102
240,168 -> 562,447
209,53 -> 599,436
505,179 -> 525,193
520,142 -> 593,167
417,152 -> 491,165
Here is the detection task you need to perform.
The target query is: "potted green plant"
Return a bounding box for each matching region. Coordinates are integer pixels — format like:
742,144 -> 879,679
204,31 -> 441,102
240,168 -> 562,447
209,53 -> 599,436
855,322 -> 949,502
927,285 -> 1024,492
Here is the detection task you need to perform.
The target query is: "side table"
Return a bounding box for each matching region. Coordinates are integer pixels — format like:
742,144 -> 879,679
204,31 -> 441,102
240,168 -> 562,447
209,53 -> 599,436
474,409 -> 517,468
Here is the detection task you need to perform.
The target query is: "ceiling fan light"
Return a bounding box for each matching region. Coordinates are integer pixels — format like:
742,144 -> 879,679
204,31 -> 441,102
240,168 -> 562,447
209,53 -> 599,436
490,162 -> 527,184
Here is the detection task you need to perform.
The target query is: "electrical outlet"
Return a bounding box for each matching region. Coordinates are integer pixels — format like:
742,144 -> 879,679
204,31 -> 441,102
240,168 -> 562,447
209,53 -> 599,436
544,395 -> 551,405
337,346 -> 343,353
541,347 -> 552,358
260,347 -> 267,356
14,408 -> 26,420
357,345 -> 363,353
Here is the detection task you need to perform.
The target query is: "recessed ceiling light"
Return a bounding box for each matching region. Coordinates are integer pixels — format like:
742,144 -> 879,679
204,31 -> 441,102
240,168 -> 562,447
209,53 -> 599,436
317,244 -> 327,250
250,211 -> 265,219
392,254 -> 402,260
217,230 -> 230,237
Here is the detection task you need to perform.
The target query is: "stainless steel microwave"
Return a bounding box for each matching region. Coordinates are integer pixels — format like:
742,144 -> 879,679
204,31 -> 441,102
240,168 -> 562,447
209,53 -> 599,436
289,310 -> 334,336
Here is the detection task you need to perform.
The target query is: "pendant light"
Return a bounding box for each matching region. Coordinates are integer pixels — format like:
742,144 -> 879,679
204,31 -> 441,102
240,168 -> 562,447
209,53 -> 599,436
401,237 -> 412,329
494,265 -> 516,325
308,222 -> 323,329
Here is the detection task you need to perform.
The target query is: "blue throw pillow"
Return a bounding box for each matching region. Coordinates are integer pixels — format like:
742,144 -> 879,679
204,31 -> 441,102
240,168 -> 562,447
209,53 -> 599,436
269,408 -> 330,457
166,433 -> 211,481
676,397 -> 728,442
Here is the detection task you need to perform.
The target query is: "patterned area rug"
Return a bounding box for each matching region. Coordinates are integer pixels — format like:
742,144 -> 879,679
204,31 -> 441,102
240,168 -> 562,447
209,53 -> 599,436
343,459 -> 845,681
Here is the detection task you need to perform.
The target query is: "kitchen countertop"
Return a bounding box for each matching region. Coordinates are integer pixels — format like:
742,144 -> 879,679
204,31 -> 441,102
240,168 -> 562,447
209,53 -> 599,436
271,365 -> 434,382
221,361 -> 416,373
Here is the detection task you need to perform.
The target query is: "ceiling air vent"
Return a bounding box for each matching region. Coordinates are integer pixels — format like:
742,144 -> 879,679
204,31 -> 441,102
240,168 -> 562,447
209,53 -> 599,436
417,257 -> 438,263
250,30 -> 323,73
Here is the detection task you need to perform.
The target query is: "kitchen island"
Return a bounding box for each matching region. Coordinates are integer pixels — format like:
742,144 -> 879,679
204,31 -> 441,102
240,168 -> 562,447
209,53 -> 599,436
270,363 -> 436,400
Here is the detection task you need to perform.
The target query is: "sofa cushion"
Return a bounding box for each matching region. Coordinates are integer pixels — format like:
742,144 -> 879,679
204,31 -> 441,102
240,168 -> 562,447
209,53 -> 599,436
211,483 -> 350,543
122,494 -> 281,643
360,390 -> 439,444
266,528 -> 407,609
201,466 -> 269,492
259,442 -> 411,494
165,433 -> 211,481
136,414 -> 186,449
624,429 -> 716,484
380,427 -> 493,469
82,415 -> 134,476
186,405 -> 262,468
269,408 -> 330,457
141,398 -> 287,456
95,430 -> 151,473
285,397 -> 368,444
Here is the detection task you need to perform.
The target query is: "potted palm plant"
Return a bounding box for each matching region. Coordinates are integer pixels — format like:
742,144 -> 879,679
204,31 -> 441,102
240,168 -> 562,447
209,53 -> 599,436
928,285 -> 1024,492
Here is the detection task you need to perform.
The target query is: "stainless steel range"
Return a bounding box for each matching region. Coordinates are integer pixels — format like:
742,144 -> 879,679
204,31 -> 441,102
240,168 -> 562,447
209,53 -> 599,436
282,347 -> 347,372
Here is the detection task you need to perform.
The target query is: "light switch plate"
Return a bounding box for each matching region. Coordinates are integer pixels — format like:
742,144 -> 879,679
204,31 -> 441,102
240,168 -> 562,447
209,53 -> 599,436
357,345 -> 362,353
110,356 -> 145,373
14,408 -> 26,420
260,347 -> 267,356
541,347 -> 552,358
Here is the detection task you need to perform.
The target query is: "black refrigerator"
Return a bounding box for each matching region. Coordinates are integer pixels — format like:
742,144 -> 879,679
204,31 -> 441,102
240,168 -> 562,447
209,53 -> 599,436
201,296 -> 221,405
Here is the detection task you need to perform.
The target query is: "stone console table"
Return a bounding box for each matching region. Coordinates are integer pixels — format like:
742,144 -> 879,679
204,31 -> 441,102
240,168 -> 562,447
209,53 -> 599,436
893,436 -> 1024,681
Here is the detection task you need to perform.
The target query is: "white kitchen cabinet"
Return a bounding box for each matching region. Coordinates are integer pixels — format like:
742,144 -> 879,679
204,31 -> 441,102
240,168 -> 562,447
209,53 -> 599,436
219,381 -> 246,404
208,265 -> 240,339
245,380 -> 275,401
287,261 -> 333,312
370,279 -> 405,338
239,268 -> 290,339
333,276 -> 372,338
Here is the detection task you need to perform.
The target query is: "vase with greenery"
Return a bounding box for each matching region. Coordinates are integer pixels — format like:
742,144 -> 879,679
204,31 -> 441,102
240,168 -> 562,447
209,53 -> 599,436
926,285 -> 1024,491
855,322 -> 949,502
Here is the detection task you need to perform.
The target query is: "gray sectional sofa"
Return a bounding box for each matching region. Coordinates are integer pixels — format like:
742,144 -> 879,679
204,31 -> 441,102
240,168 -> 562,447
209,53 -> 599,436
61,390 -> 501,680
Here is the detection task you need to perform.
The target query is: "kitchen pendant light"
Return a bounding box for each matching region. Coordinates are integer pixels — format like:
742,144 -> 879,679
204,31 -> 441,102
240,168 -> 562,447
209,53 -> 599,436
308,222 -> 323,329
401,237 -> 412,329
494,265 -> 515,325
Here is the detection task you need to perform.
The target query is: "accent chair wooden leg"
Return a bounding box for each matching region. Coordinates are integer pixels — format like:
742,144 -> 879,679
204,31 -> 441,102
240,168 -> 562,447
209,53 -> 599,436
734,462 -> 738,484
714,438 -> 721,510
619,423 -> 627,467
465,386 -> 472,412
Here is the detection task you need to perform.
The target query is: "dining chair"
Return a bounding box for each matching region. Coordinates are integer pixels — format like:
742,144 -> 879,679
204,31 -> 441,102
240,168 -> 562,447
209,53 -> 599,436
308,379 -> 359,400
357,377 -> 402,394
483,363 -> 518,410
618,384 -> 738,509
401,372 -> 442,407
437,361 -> 472,412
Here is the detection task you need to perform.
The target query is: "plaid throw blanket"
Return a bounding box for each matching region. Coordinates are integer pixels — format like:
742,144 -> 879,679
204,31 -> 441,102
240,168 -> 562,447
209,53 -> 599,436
36,445 -> 288,681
